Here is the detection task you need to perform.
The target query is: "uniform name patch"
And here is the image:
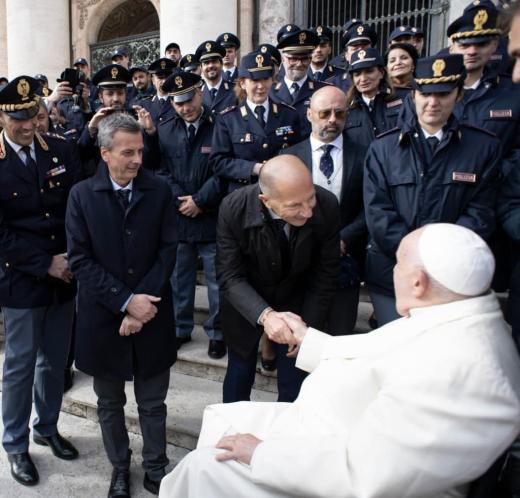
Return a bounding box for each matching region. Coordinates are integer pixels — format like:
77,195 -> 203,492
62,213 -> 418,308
201,146 -> 212,153
45,165 -> 66,178
453,172 -> 476,183
489,109 -> 512,118
386,99 -> 403,108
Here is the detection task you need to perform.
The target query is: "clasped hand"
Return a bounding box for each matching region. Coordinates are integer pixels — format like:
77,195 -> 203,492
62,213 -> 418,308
119,294 -> 161,337
262,311 -> 308,358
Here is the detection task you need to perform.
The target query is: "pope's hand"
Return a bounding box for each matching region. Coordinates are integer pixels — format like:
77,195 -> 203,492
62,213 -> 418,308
215,434 -> 262,465
279,312 -> 308,357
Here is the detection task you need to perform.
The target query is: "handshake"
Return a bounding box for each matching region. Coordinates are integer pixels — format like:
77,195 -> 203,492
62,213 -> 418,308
260,310 -> 309,358
119,294 -> 161,337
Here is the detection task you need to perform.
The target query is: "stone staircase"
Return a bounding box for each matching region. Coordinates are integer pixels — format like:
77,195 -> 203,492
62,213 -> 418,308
0,286 -> 374,452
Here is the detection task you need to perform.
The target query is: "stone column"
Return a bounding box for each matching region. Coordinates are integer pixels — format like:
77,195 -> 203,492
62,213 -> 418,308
258,0 -> 292,45
161,0 -> 238,54
0,0 -> 7,78
6,0 -> 70,81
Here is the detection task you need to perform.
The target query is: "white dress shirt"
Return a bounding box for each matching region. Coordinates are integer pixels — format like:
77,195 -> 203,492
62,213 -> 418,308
421,128 -> 444,142
4,134 -> 36,164
205,78 -> 223,92
310,134 -> 344,202
284,75 -> 308,94
246,99 -> 269,123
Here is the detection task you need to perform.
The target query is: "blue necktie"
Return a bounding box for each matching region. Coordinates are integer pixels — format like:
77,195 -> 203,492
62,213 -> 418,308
210,88 -> 217,101
320,144 -> 334,179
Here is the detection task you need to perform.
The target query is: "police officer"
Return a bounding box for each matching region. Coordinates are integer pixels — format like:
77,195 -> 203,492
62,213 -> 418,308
211,51 -> 301,194
327,22 -> 378,92
364,54 -> 501,325
179,54 -> 201,75
34,74 -> 51,97
329,18 -> 363,68
139,58 -> 177,126
271,28 -> 329,137
344,48 -> 405,153
308,25 -> 344,81
0,76 -> 82,486
195,40 -> 237,115
217,32 -> 241,83
110,48 -> 130,69
77,64 -> 131,172
139,69 -> 226,359
164,41 -> 182,63
388,25 -> 425,54
273,23 -> 301,82
128,66 -> 154,108
257,43 -> 282,80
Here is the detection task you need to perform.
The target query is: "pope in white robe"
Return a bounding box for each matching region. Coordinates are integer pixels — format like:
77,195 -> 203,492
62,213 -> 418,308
159,224 -> 520,498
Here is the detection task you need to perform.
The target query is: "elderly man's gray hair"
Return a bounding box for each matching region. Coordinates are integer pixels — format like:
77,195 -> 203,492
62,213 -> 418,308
98,112 -> 141,149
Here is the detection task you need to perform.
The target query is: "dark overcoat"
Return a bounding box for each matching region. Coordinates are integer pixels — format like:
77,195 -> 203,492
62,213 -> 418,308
66,165 -> 178,380
216,184 -> 340,358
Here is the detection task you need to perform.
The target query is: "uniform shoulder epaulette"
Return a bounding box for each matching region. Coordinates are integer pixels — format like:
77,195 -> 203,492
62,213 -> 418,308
375,127 -> 400,139
274,82 -> 282,90
320,80 -> 333,86
460,123 -> 498,138
278,101 -> 296,111
44,132 -> 66,141
219,105 -> 236,115
35,132 -> 49,151
141,95 -> 153,101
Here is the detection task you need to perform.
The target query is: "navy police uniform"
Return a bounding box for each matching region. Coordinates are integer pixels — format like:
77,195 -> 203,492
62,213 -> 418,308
217,32 -> 240,84
0,77 -> 81,465
307,26 -> 343,82
364,55 -> 501,325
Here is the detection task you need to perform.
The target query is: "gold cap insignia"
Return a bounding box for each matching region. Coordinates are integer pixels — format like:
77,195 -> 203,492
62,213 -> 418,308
205,42 -> 212,52
432,59 -> 446,77
161,61 -> 166,69
317,26 -> 323,35
299,32 -> 307,44
474,9 -> 488,31
111,67 -> 119,79
287,25 -> 293,32
17,79 -> 30,101
187,54 -> 192,62
255,54 -> 264,67
358,50 -> 366,60
224,34 -> 229,42
175,76 -> 183,88
400,26 -> 406,32
412,27 -> 417,33
357,26 -> 364,35
261,46 -> 267,53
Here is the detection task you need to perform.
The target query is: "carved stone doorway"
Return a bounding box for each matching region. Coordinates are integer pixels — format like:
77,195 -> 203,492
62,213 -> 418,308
90,0 -> 160,72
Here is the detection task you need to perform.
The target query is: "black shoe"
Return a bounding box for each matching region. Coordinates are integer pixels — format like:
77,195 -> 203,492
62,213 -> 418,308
261,357 -> 277,372
143,472 -> 162,495
64,367 -> 74,393
8,452 -> 39,486
33,432 -> 78,460
368,312 -> 378,330
176,336 -> 192,350
208,339 -> 226,359
108,468 -> 130,498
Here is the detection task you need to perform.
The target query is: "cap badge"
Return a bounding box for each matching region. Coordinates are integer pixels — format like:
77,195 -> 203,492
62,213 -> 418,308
317,26 -> 323,35
161,61 -> 166,69
400,26 -> 406,32
357,26 -> 364,35
111,67 -> 119,79
432,59 -> 446,77
224,34 -> 229,42
255,54 -> 264,67
474,9 -> 488,30
358,50 -> 366,61
473,0 -> 480,4
287,25 -> 293,32
261,46 -> 267,53
175,76 -> 183,88
299,32 -> 307,44
205,42 -> 212,52
187,54 -> 192,62
412,27 -> 417,33
17,79 -> 30,101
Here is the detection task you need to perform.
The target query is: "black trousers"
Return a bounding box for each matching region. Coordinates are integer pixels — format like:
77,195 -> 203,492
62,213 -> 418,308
93,369 -> 170,480
327,285 -> 361,336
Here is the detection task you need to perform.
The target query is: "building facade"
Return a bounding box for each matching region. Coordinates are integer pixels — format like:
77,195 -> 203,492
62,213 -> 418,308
0,0 -> 469,82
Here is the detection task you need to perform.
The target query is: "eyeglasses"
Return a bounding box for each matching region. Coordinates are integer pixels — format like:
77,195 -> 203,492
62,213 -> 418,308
284,55 -> 311,65
317,108 -> 347,120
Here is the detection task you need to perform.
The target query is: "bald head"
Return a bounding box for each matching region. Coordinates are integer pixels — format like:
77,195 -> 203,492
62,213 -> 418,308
307,86 -> 348,142
258,155 -> 316,227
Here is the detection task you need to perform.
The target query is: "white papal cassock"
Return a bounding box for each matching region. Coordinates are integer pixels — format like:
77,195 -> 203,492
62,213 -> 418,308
160,292 -> 520,498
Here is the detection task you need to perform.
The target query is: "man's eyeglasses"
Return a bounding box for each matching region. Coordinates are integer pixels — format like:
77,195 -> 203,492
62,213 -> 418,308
285,55 -> 311,65
317,108 -> 347,120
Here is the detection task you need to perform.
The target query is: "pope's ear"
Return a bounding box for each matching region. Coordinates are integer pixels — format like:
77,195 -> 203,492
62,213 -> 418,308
412,269 -> 429,299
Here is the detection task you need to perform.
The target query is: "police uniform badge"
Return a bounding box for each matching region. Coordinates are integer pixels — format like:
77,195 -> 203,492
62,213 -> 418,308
187,54 -> 192,62
175,76 -> 183,88
161,61 -> 166,70
400,26 -> 406,32
224,34 -> 229,42
255,54 -> 264,68
261,46 -> 267,54
205,42 -> 212,52
473,9 -> 488,30
17,79 -> 30,101
432,59 -> 446,78
358,50 -> 366,61
357,26 -> 364,35
299,32 -> 307,45
317,26 -> 323,36
111,67 -> 119,79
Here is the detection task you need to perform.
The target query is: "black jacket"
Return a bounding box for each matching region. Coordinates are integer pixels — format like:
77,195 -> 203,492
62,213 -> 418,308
66,165 -> 178,380
0,132 -> 82,307
202,80 -> 237,115
216,184 -> 340,357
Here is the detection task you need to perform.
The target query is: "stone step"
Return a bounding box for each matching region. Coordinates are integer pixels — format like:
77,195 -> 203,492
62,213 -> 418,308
0,344 -> 275,452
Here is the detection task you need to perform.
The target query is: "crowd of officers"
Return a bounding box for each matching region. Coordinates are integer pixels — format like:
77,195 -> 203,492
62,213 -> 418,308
3,0 -> 520,493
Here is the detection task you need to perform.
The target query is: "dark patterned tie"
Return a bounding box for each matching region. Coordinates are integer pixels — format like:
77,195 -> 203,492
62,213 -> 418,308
426,136 -> 440,154
290,82 -> 300,103
116,189 -> 130,210
225,70 -> 232,81
314,71 -> 323,81
21,145 -> 38,180
462,88 -> 476,104
210,88 -> 218,102
320,144 -> 334,179
187,124 -> 196,144
271,218 -> 291,271
255,105 -> 266,128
